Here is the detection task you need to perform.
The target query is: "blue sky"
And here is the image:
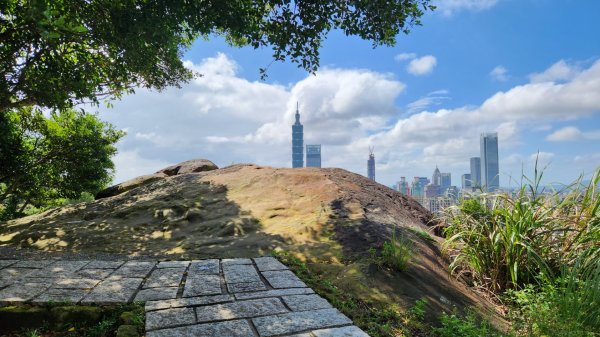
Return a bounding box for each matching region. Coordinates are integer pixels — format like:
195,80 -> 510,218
101,0 -> 600,188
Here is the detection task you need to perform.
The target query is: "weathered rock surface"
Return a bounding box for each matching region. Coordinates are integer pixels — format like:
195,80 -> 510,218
156,158 -> 218,176
96,173 -> 167,199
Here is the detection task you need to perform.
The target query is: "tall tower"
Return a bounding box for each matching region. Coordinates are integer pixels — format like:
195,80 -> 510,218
470,157 -> 481,188
292,103 -> 304,168
432,166 -> 441,186
367,147 -> 375,181
480,132 -> 499,191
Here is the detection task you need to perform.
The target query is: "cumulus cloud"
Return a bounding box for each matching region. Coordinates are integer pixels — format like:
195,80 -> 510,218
490,65 -> 509,81
434,0 -> 500,16
407,55 -> 437,75
529,60 -> 581,83
101,55 -> 600,186
546,126 -> 600,141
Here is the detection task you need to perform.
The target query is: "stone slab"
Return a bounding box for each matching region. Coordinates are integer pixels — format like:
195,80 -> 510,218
134,287 -> 178,302
227,281 -> 267,293
53,278 -> 101,289
143,267 -> 185,288
0,268 -> 34,279
33,288 -> 90,304
75,268 -> 113,279
157,261 -> 190,269
0,260 -> 19,269
234,287 -> 314,300
112,261 -> 155,278
145,294 -> 234,312
252,308 -> 353,337
196,297 -> 288,323
262,270 -> 307,288
0,282 -> 51,302
146,319 -> 254,337
84,260 -> 124,269
282,294 -> 332,312
81,278 -> 143,304
221,258 -> 252,266
253,257 -> 288,271
146,307 -> 196,331
312,326 -> 370,337
223,264 -> 261,284
189,259 -> 220,275
10,260 -> 56,269
183,274 -> 221,297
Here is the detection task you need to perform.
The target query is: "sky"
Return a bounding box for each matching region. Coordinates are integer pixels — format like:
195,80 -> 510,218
99,0 -> 600,188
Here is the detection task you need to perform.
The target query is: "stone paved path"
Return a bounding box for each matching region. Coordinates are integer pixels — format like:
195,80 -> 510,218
0,257 -> 370,336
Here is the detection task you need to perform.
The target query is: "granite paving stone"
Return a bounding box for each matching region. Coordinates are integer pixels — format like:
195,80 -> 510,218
188,259 -> 220,275
11,260 -> 56,269
134,287 -> 178,302
0,260 -> 19,269
81,278 -> 143,304
183,274 -> 221,297
53,278 -> 101,289
234,287 -> 314,300
195,297 -> 288,323
75,268 -> 113,279
221,258 -> 252,266
282,294 -> 333,311
112,261 -> 155,278
227,281 -> 267,293
145,294 -> 234,311
252,308 -> 353,337
223,264 -> 262,284
145,307 -> 196,330
145,319 -> 254,337
33,288 -> 90,304
262,270 -> 307,288
253,256 -> 289,271
312,326 -> 370,337
143,267 -> 185,288
156,261 -> 190,269
83,261 -> 124,269
0,282 -> 51,302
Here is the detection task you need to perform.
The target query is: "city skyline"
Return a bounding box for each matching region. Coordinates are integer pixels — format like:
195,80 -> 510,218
96,0 -> 600,186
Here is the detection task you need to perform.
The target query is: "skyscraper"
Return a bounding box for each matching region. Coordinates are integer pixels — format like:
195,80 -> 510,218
461,173 -> 472,190
292,103 -> 304,168
432,166 -> 441,186
470,157 -> 481,188
367,147 -> 375,181
306,144 -> 321,168
396,177 -> 409,195
441,173 -> 451,193
480,132 -> 499,191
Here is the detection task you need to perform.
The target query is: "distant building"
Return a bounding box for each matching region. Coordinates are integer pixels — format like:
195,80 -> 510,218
396,177 -> 410,195
306,144 -> 321,168
445,186 -> 459,200
461,173 -> 472,189
425,197 -> 455,214
432,166 -> 441,186
470,157 -> 481,188
424,183 -> 440,198
481,132 -> 499,191
411,177 -> 424,198
292,103 -> 304,168
367,148 -> 375,181
441,172 -> 451,193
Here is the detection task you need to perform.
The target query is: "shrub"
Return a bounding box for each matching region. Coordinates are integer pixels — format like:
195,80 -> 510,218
441,167 -> 599,292
433,310 -> 500,337
370,227 -> 415,272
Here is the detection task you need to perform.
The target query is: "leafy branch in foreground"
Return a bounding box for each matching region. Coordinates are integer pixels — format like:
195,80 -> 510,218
1,0 -> 435,111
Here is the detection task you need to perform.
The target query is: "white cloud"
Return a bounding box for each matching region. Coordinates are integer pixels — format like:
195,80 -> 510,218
394,53 -> 416,61
434,0 -> 500,16
546,126 -> 600,141
405,90 -> 450,115
101,55 -> 600,187
529,60 -> 581,83
490,65 -> 509,81
407,55 -> 437,75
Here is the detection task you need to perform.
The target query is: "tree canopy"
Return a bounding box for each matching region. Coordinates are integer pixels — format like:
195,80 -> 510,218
1,0 -> 434,111
0,108 -> 124,220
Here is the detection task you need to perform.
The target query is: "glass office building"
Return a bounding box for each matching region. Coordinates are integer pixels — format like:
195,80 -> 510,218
480,133 -> 499,191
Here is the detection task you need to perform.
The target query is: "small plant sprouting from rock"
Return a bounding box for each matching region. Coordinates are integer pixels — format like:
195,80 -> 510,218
369,226 -> 415,272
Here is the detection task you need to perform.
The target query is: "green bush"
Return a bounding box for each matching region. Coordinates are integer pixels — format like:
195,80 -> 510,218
441,167 -> 600,292
433,310 -> 500,337
370,227 -> 415,272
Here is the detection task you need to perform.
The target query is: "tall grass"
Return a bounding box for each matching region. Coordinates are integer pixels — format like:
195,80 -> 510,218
441,167 -> 599,293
